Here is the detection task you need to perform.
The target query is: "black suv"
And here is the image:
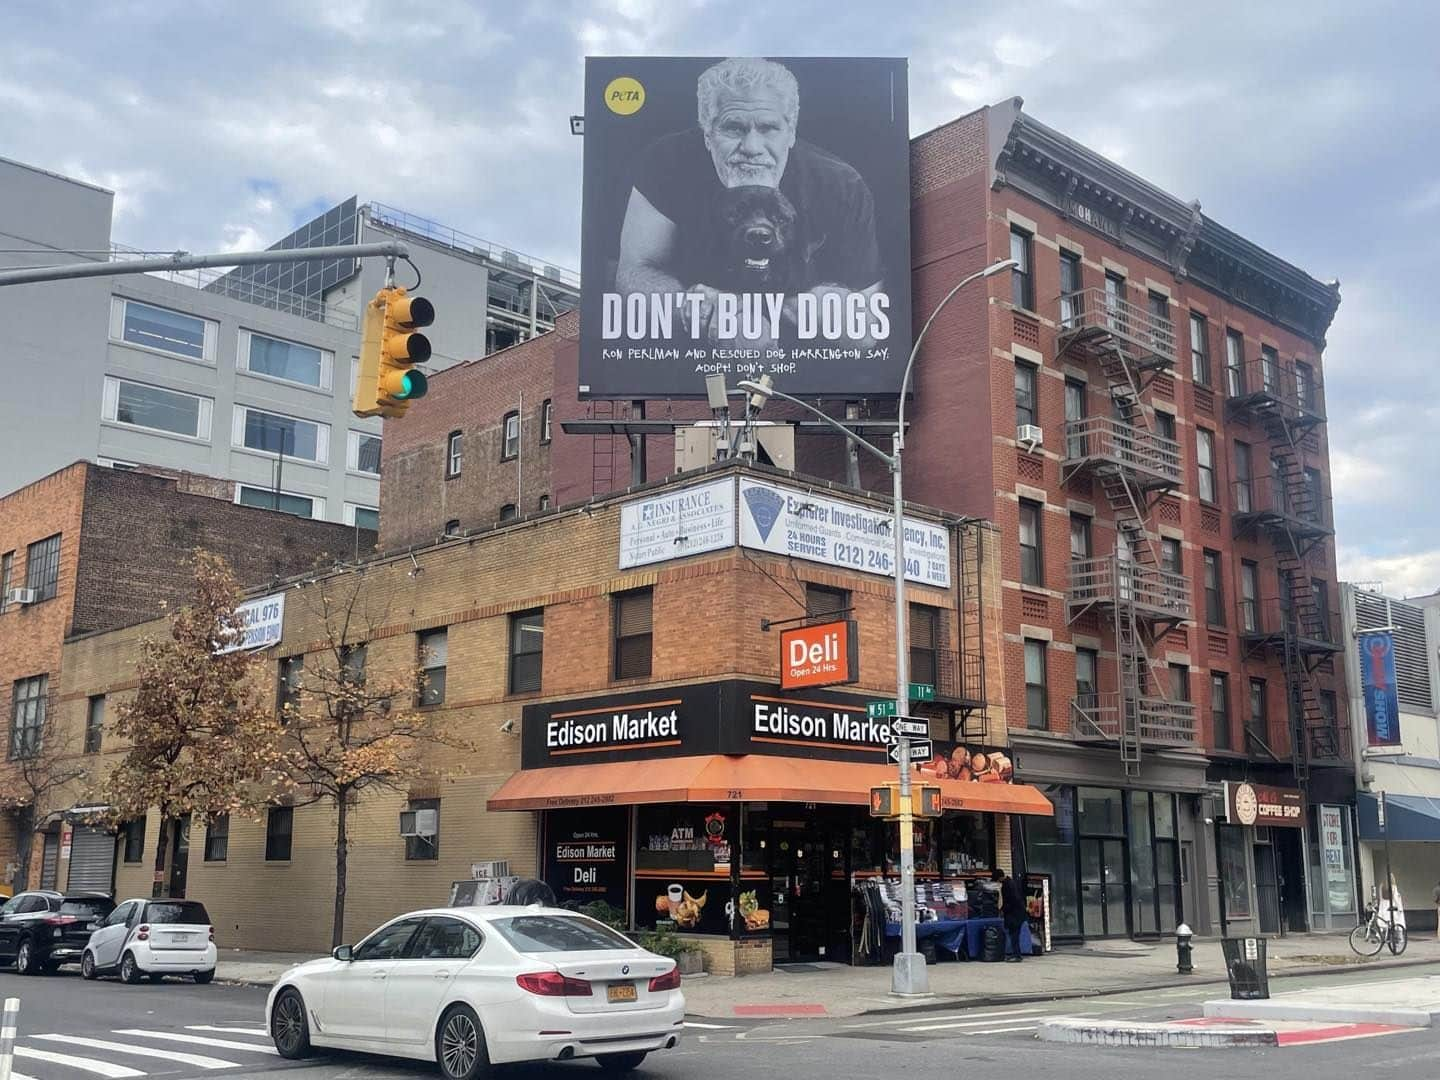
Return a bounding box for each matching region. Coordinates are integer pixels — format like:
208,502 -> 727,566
0,890 -> 115,974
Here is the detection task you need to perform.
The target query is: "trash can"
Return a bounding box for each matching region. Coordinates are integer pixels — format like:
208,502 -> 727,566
1220,936 -> 1269,999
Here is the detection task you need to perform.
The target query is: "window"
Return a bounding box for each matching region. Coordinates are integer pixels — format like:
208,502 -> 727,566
1069,513 -> 1092,560
1234,442 -> 1253,513
1225,329 -> 1245,396
85,695 -> 104,753
1168,663 -> 1190,702
346,505 -> 380,532
909,605 -> 939,689
1154,410 -> 1176,443
501,411 -> 520,460
355,917 -> 424,961
348,432 -> 382,476
117,299 -> 208,361
236,406 -> 327,463
613,588 -> 653,680
1303,468 -> 1324,524
1211,673 -> 1232,751
1009,227 -> 1034,310
1076,647 -> 1099,709
805,585 -> 850,619
1104,272 -> 1127,331
1189,313 -> 1210,386
242,331 -> 331,389
265,806 -> 293,861
1195,428 -> 1216,503
1064,379 -> 1087,459
1058,250 -> 1083,326
103,377 -> 212,440
237,486 -> 318,519
340,643 -> 367,688
0,551 -> 12,613
1024,640 -> 1048,730
509,610 -> 545,694
1270,454 -> 1290,516
1218,826 -> 1251,917
1014,362 -> 1038,429
1148,290 -> 1169,322
1295,361 -> 1315,411
1203,550 -> 1224,626
446,431 -> 463,478
541,399 -> 554,443
204,814 -> 229,862
122,819 -> 146,863
1320,690 -> 1339,749
444,519 -> 461,537
277,655 -> 302,719
1160,537 -> 1182,576
25,534 -> 60,602
493,914 -> 636,953
1018,500 -> 1044,586
1240,560 -> 1259,632
1261,345 -> 1280,393
1311,579 -> 1331,642
499,503 -> 518,522
538,494 -> 551,512
10,675 -> 46,759
411,916 -> 481,959
1247,678 -> 1267,746
419,628 -> 448,705
404,798 -> 440,860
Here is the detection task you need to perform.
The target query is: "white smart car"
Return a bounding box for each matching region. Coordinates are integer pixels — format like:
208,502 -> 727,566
82,898 -> 217,983
266,906 -> 685,1079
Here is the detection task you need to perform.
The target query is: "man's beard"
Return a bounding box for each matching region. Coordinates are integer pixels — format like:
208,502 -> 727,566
713,149 -> 790,189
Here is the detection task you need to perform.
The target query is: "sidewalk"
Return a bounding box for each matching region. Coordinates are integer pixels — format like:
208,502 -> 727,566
215,933 -> 1440,1019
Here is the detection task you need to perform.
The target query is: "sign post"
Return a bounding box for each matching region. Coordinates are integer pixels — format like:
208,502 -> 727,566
1380,790 -> 1396,931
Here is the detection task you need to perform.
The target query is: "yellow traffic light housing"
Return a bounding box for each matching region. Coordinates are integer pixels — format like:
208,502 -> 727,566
916,785 -> 943,819
352,286 -> 434,418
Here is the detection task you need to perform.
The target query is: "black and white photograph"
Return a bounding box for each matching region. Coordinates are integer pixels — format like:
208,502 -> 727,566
580,55 -> 912,398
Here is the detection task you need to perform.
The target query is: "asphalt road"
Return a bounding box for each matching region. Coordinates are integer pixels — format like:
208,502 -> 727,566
1,964 -> 1438,1080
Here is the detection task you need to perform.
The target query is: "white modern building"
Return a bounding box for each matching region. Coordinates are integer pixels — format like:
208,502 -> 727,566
1341,583 -> 1440,932
0,157 -> 577,525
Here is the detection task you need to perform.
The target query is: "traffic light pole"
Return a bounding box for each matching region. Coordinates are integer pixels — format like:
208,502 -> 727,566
0,242 -> 411,288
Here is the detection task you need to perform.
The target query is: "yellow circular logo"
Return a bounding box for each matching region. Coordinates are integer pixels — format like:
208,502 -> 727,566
604,76 -> 645,115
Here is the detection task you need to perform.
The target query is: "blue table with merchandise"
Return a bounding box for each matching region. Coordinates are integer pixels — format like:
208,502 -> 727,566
884,917 -> 1035,958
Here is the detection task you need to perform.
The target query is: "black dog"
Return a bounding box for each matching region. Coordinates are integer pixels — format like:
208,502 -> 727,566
708,184 -> 806,293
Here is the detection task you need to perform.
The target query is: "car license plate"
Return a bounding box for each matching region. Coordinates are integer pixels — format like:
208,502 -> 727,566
175,934 -> 191,943
607,983 -> 637,1003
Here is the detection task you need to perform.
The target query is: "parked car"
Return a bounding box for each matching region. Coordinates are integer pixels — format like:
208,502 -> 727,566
267,906 -> 684,1080
82,897 -> 216,984
0,890 -> 115,974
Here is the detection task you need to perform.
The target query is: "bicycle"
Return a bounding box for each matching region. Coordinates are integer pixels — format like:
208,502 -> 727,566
1349,894 -> 1408,957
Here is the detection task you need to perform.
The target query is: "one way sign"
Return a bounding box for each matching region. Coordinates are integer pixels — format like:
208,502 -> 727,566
890,717 -> 929,739
889,739 -> 934,764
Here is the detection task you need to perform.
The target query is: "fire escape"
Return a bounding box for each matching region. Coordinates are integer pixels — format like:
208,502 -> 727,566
1057,288 -> 1196,775
1228,352 -> 1343,783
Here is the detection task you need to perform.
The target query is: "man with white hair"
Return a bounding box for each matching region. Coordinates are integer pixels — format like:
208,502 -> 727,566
616,57 -> 883,335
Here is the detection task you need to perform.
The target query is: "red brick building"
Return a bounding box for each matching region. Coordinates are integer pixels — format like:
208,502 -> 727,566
382,98 -> 1347,939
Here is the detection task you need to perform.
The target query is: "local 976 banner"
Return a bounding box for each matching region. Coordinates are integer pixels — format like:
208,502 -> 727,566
579,56 -> 912,398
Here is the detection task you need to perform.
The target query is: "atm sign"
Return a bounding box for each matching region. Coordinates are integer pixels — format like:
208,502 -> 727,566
780,619 -> 859,690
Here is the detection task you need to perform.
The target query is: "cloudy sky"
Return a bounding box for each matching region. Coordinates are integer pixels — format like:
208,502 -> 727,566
5,1 -> 1437,593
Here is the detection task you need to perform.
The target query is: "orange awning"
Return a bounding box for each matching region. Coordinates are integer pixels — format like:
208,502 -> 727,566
487,754 -> 1052,817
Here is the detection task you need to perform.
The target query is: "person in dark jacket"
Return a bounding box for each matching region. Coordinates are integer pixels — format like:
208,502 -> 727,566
993,868 -> 1027,962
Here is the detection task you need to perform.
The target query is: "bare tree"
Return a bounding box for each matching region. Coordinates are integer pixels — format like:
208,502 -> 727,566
0,697 -> 88,891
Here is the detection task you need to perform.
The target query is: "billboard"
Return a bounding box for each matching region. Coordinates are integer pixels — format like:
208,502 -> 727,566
1359,630 -> 1402,747
618,476 -> 735,569
580,56 -> 912,399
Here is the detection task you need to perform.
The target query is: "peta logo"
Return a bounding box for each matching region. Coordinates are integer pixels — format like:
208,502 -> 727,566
604,76 -> 645,115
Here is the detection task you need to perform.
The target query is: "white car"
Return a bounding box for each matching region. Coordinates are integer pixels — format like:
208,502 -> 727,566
82,897 -> 217,984
266,906 -> 684,1079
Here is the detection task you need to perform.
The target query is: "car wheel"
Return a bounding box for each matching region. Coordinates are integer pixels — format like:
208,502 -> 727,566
193,969 -> 215,985
15,939 -> 39,976
119,952 -> 144,984
595,1052 -> 648,1073
81,951 -> 98,980
435,1005 -> 488,1080
271,988 -> 311,1059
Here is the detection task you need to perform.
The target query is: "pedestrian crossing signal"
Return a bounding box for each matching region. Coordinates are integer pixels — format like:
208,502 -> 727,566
869,785 -> 895,818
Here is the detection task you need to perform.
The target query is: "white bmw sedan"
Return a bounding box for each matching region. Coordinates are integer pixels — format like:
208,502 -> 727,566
266,906 -> 685,1079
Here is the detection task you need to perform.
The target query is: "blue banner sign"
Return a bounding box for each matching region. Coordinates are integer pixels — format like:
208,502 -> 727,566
1359,630 -> 1402,747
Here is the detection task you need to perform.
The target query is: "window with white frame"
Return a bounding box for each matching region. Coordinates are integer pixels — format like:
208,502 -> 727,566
240,330 -> 332,390
347,431 -> 381,475
234,406 -> 328,463
103,377 -> 213,440
502,411 -> 520,460
111,297 -> 214,362
446,431 -> 463,478
345,504 -> 380,531
541,399 -> 554,443
236,486 -> 322,519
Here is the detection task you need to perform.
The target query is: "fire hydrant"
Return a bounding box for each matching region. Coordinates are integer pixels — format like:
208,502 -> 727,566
1176,923 -> 1194,974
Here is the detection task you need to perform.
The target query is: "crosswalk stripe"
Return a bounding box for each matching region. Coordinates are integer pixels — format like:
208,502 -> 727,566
845,1008 -> 1040,1030
899,1010 -> 1045,1032
12,1072 -> 41,1080
33,1034 -> 240,1070
968,1024 -> 1038,1035
183,1027 -> 268,1038
111,1032 -> 279,1056
681,1022 -> 732,1030
14,1046 -> 146,1078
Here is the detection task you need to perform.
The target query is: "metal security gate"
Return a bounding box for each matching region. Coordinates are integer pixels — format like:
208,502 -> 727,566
67,827 -> 116,895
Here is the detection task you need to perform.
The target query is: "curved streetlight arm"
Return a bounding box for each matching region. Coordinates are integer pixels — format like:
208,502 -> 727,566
738,383 -> 895,470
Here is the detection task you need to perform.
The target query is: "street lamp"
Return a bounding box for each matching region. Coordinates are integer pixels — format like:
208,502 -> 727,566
739,256 -> 1016,996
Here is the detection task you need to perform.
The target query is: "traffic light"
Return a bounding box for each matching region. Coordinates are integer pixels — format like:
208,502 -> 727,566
352,286 -> 434,418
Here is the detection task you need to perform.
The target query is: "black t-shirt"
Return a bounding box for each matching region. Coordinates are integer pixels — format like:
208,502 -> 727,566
1000,876 -> 1026,924
632,127 -> 882,291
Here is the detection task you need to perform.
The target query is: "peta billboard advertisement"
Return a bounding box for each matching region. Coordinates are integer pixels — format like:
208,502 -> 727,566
579,56 -> 912,398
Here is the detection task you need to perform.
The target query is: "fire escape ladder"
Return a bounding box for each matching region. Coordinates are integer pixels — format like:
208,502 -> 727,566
590,399 -> 616,496
956,525 -> 989,740
1115,578 -> 1144,775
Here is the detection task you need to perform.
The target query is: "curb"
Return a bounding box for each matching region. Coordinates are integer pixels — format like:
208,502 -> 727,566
1201,999 -> 1437,1028
1038,1018 -> 1276,1048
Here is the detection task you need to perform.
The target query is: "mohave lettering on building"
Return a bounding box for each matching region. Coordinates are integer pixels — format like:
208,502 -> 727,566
546,708 -> 681,749
753,702 -> 894,747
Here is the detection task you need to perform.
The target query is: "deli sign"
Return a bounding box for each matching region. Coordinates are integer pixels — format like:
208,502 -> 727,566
780,619 -> 858,690
1224,781 -> 1304,828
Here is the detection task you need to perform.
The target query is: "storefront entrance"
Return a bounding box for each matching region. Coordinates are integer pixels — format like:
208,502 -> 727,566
767,812 -> 851,964
1255,840 -> 1280,934
1080,838 -> 1128,937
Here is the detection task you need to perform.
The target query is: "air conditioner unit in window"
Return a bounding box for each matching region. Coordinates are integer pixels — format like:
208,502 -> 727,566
399,808 -> 438,838
1016,424 -> 1044,452
7,588 -> 37,607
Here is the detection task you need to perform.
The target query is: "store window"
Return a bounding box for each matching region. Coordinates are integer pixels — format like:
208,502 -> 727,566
1129,791 -> 1181,935
1218,826 -> 1251,918
1023,786 -> 1080,938
1308,803 -> 1356,920
633,804 -> 739,936
938,812 -> 994,876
